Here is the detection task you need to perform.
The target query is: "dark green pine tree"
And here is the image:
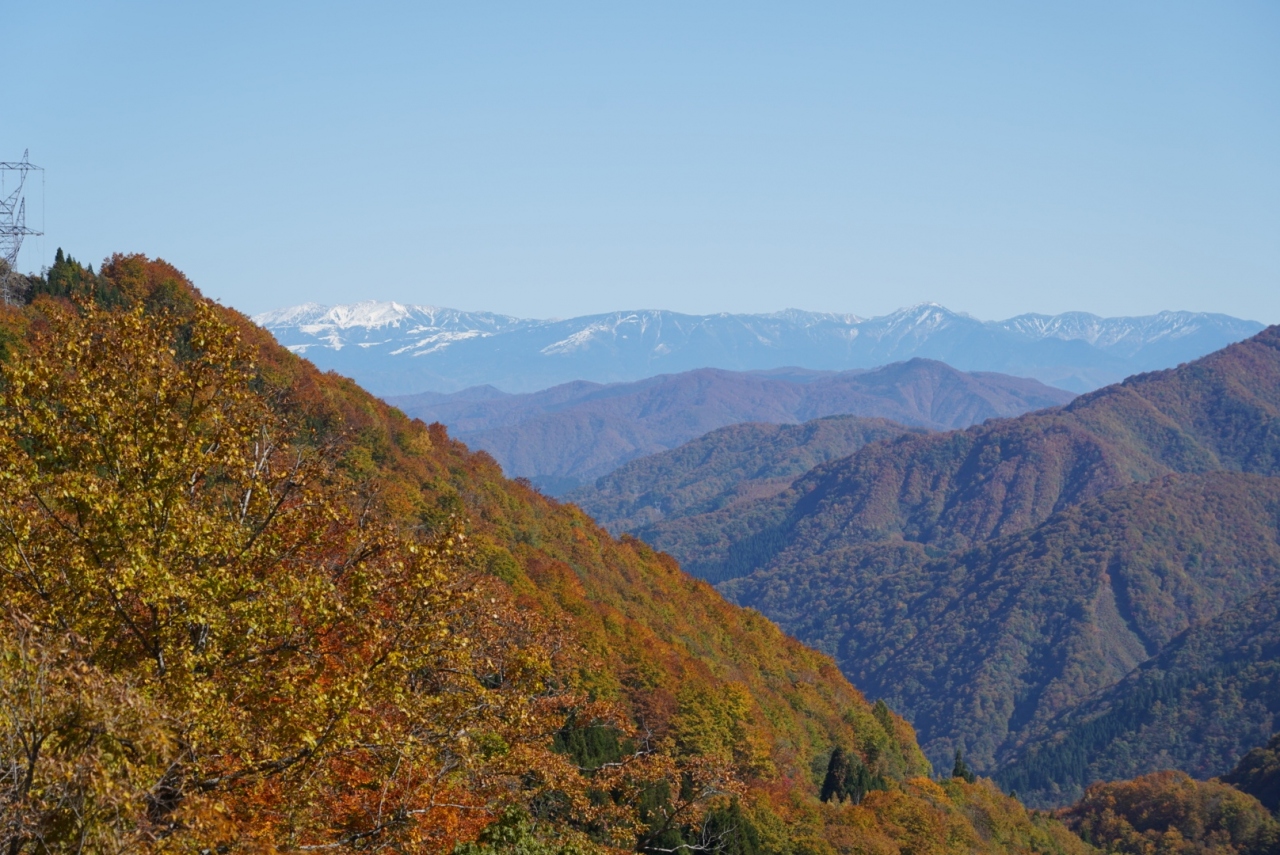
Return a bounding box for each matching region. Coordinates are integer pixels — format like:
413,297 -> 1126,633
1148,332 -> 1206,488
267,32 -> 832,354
821,747 -> 851,802
844,754 -> 885,805
697,801 -> 762,855
952,748 -> 976,784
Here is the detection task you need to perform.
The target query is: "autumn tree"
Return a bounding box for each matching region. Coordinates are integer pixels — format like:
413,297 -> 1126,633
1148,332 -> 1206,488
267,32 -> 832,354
1060,771 -> 1280,855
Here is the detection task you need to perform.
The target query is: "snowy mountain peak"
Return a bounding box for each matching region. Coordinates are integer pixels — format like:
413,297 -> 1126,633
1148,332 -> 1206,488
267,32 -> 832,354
321,301 -> 418,330
252,302 -> 331,328
253,300 -> 1265,396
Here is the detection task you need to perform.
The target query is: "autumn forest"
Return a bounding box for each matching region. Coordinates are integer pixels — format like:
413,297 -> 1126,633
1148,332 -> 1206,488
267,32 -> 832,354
1,254 -> 1278,854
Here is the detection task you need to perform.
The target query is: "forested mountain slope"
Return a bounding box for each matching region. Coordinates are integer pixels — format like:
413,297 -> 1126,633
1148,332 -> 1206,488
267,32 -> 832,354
1223,733 -> 1280,816
722,473 -> 1280,779
1058,771 -> 1280,855
567,415 -> 924,534
389,359 -> 1073,493
622,327 -> 1280,784
0,254 -> 1094,853
646,324 -> 1280,577
997,580 -> 1280,806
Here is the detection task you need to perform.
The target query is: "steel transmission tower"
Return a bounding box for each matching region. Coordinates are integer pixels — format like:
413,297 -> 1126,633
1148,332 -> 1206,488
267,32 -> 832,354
0,150 -> 43,268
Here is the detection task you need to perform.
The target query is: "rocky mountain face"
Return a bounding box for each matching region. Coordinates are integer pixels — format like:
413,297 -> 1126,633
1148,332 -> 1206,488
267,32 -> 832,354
254,301 -> 1263,395
387,359 -> 1074,493
600,327 -> 1280,793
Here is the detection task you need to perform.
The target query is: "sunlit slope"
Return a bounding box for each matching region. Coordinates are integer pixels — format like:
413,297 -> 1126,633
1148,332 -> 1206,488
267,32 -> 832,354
568,415 -> 924,534
648,324 -> 1280,580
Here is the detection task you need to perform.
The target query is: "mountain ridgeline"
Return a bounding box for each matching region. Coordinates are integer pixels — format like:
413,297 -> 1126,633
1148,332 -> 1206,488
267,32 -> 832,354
388,360 -> 1073,493
255,300 -> 1262,395
596,325 -> 1280,797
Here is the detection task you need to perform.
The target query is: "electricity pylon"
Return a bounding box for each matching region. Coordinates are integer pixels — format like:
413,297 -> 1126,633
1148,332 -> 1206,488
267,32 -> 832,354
0,150 -> 43,267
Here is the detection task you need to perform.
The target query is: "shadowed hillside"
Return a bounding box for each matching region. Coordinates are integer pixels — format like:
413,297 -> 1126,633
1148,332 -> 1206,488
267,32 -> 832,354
1223,733 -> 1280,816
723,473 -> 1280,778
996,581 -> 1280,807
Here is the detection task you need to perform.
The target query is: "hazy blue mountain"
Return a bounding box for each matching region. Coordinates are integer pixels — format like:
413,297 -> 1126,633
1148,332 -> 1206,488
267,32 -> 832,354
254,301 -> 1263,396
386,359 -> 1074,493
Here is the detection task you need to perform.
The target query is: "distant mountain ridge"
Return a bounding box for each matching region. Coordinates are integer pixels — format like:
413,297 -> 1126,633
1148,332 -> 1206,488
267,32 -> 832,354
387,359 -> 1074,493
254,301 -> 1263,395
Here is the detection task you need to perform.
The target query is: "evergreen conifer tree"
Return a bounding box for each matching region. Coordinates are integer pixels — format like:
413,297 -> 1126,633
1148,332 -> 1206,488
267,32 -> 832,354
821,747 -> 850,803
953,748 -> 976,783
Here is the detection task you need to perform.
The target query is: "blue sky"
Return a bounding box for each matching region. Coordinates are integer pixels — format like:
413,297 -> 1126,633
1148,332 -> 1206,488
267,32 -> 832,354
8,2 -> 1279,321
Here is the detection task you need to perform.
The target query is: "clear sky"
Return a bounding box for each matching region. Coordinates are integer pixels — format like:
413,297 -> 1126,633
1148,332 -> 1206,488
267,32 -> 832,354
8,2 -> 1279,322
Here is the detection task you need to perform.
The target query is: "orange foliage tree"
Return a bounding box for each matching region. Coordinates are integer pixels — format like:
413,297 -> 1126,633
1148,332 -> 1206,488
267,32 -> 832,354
1060,770 -> 1280,855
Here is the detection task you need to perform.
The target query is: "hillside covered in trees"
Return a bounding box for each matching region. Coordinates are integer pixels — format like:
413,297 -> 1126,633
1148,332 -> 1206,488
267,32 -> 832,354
617,325 -> 1280,788
995,580 -> 1280,806
723,472 -> 1280,782
568,416 -> 924,535
0,254 -> 1096,853
1059,771 -> 1280,855
1223,734 -> 1280,816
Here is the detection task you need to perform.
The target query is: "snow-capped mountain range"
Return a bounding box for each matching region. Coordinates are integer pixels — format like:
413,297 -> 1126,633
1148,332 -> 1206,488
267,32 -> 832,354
252,301 -> 1264,396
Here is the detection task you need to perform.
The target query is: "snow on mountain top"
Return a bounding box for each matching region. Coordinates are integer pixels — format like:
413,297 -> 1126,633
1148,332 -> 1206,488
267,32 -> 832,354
253,302 -> 332,328
256,300 -> 1259,334
254,300 -> 1262,350
254,300 -> 427,330
249,299 -> 1264,395
996,310 -> 1261,347
322,301 -> 418,329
